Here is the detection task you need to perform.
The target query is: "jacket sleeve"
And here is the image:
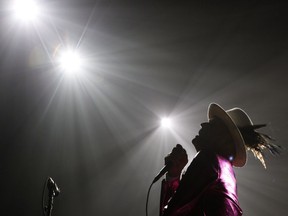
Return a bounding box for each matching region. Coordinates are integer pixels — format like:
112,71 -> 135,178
162,150 -> 219,216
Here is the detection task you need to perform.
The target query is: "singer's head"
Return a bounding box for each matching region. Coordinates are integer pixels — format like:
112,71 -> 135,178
192,117 -> 236,162
192,103 -> 280,168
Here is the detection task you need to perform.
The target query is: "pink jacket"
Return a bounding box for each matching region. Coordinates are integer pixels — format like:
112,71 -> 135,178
160,150 -> 242,216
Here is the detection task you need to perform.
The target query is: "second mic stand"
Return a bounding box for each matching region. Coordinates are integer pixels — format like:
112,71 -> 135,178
45,177 -> 60,216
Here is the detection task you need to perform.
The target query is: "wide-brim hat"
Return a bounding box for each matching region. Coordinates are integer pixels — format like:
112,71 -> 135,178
208,103 -> 254,167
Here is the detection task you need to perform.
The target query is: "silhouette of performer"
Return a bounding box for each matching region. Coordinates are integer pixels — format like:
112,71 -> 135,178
160,103 -> 281,216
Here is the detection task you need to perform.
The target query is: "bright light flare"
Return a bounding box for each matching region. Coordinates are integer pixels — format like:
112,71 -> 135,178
58,49 -> 84,76
11,0 -> 41,23
161,117 -> 172,128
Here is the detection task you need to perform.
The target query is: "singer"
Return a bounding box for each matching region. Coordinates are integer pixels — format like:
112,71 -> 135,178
159,103 -> 281,216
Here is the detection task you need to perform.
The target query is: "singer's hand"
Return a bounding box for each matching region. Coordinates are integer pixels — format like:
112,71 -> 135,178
165,144 -> 188,178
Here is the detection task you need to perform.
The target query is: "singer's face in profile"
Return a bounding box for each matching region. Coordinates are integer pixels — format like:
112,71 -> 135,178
192,118 -> 235,158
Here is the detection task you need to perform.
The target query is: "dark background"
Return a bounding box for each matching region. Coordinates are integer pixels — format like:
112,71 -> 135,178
1,0 -> 288,215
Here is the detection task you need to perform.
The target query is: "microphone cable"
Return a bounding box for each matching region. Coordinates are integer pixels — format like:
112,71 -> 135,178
145,180 -> 154,216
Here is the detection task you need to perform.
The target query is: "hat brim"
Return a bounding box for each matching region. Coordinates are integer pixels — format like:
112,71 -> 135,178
208,103 -> 247,167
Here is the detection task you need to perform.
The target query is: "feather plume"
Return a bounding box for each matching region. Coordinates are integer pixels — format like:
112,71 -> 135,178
239,125 -> 281,169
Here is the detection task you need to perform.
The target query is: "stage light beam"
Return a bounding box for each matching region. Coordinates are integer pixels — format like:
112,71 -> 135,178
12,0 -> 41,23
58,49 -> 84,76
161,117 -> 172,128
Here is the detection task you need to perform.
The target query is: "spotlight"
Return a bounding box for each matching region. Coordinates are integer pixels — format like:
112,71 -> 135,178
58,49 -> 84,76
11,0 -> 41,23
161,117 -> 172,128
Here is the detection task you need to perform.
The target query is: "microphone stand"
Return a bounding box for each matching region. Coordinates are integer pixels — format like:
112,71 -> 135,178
44,177 -> 60,216
159,179 -> 165,216
46,189 -> 55,216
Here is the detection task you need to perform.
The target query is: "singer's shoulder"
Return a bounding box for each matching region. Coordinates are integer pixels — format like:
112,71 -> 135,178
194,150 -> 218,159
192,150 -> 219,169
184,150 -> 219,181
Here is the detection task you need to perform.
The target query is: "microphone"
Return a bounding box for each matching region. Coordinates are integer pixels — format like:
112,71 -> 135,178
47,177 -> 60,197
152,161 -> 173,183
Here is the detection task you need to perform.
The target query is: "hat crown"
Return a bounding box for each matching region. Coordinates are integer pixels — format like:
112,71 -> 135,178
226,108 -> 253,128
